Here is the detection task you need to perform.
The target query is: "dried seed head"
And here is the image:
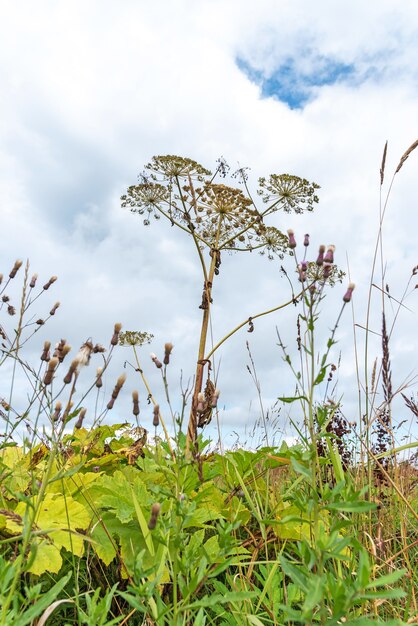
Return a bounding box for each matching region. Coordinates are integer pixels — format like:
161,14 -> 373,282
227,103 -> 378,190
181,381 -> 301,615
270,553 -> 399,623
107,373 -> 126,409
62,401 -> 74,422
132,390 -> 140,416
96,367 -> 103,388
9,260 -> 23,279
163,342 -> 174,365
148,502 -> 161,530
52,401 -> 62,422
287,229 -> 296,249
153,404 -> 160,427
43,357 -> 59,386
75,341 -> 93,367
29,273 -> 38,288
316,244 -> 326,266
0,273 -> 3,285
116,373 -> 126,389
150,353 -> 163,369
197,392 -> 206,413
111,322 -> 122,346
41,341 -> 51,362
7,305 -> 16,316
2,295 -> 9,302
43,276 -> 57,290
343,282 -> 355,303
36,319 -> 45,326
75,408 -> 87,429
93,343 -> 106,353
53,339 -> 67,362
49,302 -> 60,316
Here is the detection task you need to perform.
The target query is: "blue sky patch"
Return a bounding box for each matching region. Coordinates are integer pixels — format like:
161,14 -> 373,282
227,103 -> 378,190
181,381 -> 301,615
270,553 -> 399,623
237,56 -> 356,109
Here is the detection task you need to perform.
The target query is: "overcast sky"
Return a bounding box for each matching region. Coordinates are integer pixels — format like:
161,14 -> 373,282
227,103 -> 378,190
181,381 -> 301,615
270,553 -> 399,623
1,0 -> 417,448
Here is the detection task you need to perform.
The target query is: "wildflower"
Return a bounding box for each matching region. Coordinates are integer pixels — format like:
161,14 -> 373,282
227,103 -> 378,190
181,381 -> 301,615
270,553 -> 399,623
163,342 -> 173,365
148,502 -> 161,530
153,404 -> 160,427
287,229 -> 296,249
43,276 -> 57,290
343,282 -> 355,303
43,357 -> 58,386
9,260 -> 23,279
150,353 -> 163,369
132,390 -> 140,416
258,174 -> 320,213
111,323 -> 122,346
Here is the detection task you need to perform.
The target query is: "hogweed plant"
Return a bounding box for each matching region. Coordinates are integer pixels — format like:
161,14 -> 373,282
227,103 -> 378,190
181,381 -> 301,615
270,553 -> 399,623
122,155 -> 320,451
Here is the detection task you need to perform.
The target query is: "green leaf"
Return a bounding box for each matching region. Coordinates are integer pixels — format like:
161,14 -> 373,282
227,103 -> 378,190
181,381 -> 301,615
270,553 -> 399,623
366,568 -> 407,588
324,501 -> 377,513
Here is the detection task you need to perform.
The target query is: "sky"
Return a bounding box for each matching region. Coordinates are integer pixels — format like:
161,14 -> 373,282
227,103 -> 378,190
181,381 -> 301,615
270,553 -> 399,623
1,0 -> 418,449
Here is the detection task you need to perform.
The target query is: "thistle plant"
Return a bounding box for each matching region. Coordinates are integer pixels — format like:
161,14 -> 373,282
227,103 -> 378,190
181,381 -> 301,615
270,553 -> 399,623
122,155 -> 320,450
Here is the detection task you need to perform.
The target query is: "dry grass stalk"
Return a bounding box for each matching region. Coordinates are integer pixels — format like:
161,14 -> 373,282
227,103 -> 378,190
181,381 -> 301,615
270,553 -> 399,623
395,139 -> 418,173
380,140 -> 388,185
381,313 -> 392,404
401,392 -> 418,419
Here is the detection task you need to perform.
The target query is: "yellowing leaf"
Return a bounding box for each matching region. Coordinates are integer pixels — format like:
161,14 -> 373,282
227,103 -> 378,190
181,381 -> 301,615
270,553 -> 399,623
28,540 -> 62,575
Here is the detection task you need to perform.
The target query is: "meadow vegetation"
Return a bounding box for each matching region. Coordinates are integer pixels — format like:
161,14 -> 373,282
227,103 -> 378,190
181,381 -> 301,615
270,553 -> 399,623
0,146 -> 417,625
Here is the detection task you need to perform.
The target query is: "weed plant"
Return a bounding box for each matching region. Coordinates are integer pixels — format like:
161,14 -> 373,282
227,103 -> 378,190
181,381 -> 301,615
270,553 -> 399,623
0,146 -> 417,625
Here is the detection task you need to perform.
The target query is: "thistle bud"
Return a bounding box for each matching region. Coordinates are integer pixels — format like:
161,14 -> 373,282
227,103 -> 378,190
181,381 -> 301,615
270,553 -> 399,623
287,229 -> 296,249
75,408 -> 87,429
107,373 -> 126,409
43,357 -> 58,386
343,282 -> 355,303
43,276 -> 57,290
96,367 -> 103,388
111,322 -> 122,346
316,245 -> 326,266
63,359 -> 79,385
132,390 -> 140,416
163,342 -> 173,365
148,502 -> 161,530
153,404 -> 160,427
9,260 -> 23,279
324,245 -> 335,264
323,264 -> 331,280
29,273 -> 38,289
41,341 -> 51,362
49,302 -> 60,316
150,353 -> 163,369
52,401 -> 62,422
62,402 -> 74,423
0,274 -> 3,285
303,233 -> 310,247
